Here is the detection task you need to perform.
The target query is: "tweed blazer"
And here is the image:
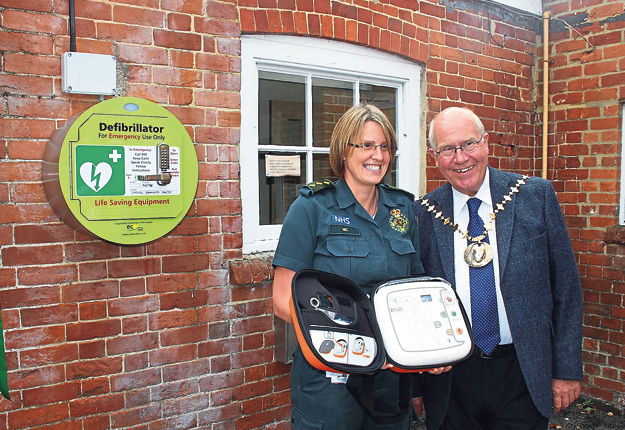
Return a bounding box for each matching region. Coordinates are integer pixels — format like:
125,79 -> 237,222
415,167 -> 583,430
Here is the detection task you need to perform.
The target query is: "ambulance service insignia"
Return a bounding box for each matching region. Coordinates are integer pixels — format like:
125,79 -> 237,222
389,209 -> 408,233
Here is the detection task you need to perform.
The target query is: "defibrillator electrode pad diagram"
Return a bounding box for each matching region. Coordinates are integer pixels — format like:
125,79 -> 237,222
43,97 -> 199,245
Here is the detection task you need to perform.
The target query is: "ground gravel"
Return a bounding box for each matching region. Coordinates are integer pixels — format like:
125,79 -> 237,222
412,397 -> 625,429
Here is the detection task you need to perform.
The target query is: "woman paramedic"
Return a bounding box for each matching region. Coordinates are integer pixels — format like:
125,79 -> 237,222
272,104 -> 447,430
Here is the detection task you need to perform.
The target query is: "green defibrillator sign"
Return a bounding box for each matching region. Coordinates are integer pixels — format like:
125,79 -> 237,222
75,145 -> 126,196
44,97 -> 199,245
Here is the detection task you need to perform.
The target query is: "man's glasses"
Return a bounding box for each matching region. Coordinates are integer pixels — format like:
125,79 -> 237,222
348,142 -> 394,152
432,135 -> 483,158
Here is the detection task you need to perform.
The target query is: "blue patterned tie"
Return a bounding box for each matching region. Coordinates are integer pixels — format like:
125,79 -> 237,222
467,198 -> 500,355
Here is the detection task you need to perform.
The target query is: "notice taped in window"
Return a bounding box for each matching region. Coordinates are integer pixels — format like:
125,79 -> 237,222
265,155 -> 301,177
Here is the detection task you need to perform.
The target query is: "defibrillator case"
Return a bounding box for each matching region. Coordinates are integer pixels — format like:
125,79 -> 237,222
289,269 -> 474,374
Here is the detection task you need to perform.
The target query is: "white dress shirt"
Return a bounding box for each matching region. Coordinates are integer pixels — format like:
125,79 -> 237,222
452,169 -> 513,345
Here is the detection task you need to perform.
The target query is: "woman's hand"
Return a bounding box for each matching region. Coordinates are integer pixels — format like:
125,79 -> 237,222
381,361 -> 394,370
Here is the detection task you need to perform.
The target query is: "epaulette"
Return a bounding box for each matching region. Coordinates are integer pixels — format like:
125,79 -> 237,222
380,183 -> 414,200
300,179 -> 335,197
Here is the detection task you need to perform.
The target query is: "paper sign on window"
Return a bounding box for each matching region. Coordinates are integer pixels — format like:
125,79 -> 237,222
265,155 -> 301,177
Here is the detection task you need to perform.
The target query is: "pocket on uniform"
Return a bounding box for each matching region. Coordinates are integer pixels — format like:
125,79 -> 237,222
291,405 -> 324,429
326,237 -> 370,258
388,237 -> 416,256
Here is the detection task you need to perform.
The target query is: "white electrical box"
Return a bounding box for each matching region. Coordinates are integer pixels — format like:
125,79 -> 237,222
61,52 -> 117,95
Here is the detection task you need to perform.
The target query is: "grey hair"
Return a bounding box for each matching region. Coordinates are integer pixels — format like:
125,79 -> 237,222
428,107 -> 485,149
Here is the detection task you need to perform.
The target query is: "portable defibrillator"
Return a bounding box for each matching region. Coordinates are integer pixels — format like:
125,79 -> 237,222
289,269 -> 474,374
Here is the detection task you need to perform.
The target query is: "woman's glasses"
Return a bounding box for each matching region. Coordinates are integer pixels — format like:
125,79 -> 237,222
348,142 -> 394,152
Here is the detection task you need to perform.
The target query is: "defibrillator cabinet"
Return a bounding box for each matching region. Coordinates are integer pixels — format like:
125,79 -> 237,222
43,97 -> 199,245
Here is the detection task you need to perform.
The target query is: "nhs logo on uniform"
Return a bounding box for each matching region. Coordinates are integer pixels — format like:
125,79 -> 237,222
332,215 -> 352,225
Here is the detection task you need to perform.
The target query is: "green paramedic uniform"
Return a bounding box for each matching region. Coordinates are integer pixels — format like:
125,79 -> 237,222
272,178 -> 424,430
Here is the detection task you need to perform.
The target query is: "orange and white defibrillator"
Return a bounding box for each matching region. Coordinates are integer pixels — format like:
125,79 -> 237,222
289,269 -> 474,374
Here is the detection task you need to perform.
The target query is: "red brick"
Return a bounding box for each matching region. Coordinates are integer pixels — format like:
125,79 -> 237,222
239,8 -> 256,32
108,258 -> 161,278
150,414 -> 200,430
244,336 -> 268,358
113,4 -> 165,27
63,280 -> 119,302
166,13 -> 190,31
64,241 -> 120,262
208,321 -> 232,340
199,337 -> 241,358
125,387 -> 150,407
198,403 -> 241,425
111,404 -> 161,428
122,315 -> 148,335
150,344 -> 197,366
2,245 -> 63,266
107,295 -> 159,316
11,365 -> 65,390
20,344 -> 79,369
118,44 -> 168,65
162,254 -> 210,273
4,10 -> 66,33
8,403 -> 69,428
111,368 -> 161,392
594,376 -> 625,392
146,273 -> 196,294
66,357 -> 123,380
160,290 -> 208,310
0,30 -> 53,54
9,96 -> 68,121
194,17 -> 240,36
161,325 -> 208,346
23,381 -> 81,407
6,325 -> 65,349
21,304 -> 78,327
162,359 -> 211,382
69,393 -> 125,417
97,22 -> 152,44
79,302 -> 108,322
67,319 -> 121,342
79,341 -> 106,360
107,333 -> 159,355
17,264 -> 78,286
151,379 -> 198,402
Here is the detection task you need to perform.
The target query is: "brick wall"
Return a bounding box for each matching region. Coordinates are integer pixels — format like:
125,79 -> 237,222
0,0 -> 623,429
0,1 -> 293,429
542,0 -> 625,409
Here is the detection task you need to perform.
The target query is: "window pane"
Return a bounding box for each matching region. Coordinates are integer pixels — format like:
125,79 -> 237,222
258,151 -> 307,225
312,78 -> 353,148
259,72 -> 306,146
313,153 -> 339,183
384,161 -> 397,186
361,84 -> 398,186
360,84 -> 397,134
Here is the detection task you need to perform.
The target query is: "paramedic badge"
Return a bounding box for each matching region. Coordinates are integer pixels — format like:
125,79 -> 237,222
389,209 -> 408,233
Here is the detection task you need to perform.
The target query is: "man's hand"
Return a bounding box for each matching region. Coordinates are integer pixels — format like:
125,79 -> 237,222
413,396 -> 424,418
552,379 -> 580,412
427,366 -> 452,375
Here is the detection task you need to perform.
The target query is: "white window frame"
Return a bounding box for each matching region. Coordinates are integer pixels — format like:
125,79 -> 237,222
620,103 -> 625,225
240,35 -> 422,253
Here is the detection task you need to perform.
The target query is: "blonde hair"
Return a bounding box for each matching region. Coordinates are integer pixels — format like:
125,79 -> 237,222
329,104 -> 397,178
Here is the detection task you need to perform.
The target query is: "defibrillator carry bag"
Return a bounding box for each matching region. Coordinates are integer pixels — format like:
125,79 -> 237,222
289,269 -> 474,374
